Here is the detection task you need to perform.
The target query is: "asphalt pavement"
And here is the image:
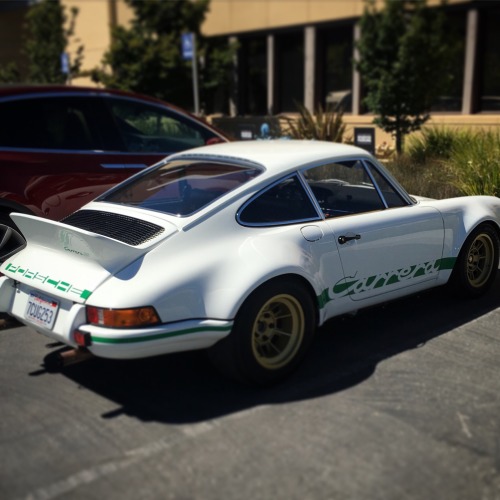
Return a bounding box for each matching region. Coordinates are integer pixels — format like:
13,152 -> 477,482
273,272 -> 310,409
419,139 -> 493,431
1,279 -> 500,500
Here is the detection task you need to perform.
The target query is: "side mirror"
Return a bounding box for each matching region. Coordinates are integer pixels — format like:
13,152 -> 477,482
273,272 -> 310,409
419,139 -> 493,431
0,224 -> 26,262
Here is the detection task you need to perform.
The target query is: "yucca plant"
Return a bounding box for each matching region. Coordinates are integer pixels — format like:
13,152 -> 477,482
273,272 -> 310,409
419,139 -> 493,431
279,103 -> 346,142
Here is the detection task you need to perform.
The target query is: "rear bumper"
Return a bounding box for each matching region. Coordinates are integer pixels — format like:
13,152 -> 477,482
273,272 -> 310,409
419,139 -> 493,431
77,320 -> 233,359
0,277 -> 85,346
0,276 -> 233,359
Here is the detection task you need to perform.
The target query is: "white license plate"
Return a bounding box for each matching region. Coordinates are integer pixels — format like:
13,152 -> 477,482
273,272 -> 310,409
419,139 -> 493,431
24,292 -> 59,330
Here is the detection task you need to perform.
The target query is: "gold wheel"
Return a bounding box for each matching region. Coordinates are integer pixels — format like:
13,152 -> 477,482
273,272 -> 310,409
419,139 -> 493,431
251,294 -> 305,370
466,233 -> 495,289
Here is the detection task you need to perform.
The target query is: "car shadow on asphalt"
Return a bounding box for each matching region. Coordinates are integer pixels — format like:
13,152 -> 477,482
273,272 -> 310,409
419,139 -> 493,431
39,277 -> 500,424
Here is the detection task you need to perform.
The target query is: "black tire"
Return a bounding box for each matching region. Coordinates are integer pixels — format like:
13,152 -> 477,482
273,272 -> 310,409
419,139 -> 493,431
208,278 -> 316,385
0,212 -> 24,235
0,212 -> 26,262
449,223 -> 499,298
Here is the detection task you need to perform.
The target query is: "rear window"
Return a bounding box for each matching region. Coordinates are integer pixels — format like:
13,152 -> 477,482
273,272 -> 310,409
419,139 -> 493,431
99,159 -> 262,216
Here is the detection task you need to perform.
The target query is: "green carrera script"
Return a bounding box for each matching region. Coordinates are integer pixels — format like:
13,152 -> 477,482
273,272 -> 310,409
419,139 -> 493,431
318,257 -> 456,307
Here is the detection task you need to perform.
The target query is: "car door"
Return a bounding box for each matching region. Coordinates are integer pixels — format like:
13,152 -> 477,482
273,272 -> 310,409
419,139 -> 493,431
0,95 -> 162,221
0,92 -> 225,222
303,159 -> 445,302
237,172 -> 349,313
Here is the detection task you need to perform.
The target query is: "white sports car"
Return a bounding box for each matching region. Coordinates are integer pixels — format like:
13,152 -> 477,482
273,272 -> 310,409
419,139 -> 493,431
1,140 -> 499,384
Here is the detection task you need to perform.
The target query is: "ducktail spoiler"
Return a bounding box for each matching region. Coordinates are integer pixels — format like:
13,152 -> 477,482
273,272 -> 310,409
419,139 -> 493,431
0,213 -> 177,303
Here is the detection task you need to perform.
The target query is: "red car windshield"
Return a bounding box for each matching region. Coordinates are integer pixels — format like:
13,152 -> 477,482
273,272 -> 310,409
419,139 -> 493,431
99,159 -> 262,216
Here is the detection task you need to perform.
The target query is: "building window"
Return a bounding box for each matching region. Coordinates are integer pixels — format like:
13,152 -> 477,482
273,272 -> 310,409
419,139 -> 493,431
238,36 -> 267,115
432,10 -> 466,112
274,31 -> 304,113
316,24 -> 353,112
479,7 -> 500,112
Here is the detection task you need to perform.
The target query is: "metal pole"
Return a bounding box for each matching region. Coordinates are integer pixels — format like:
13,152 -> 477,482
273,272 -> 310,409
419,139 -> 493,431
192,34 -> 200,115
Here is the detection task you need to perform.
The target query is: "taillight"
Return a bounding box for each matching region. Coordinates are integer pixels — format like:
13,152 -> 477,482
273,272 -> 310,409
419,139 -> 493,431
86,306 -> 160,328
73,330 -> 92,347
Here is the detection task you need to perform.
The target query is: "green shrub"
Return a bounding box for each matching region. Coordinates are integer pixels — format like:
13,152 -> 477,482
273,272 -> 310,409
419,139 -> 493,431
386,154 -> 459,199
447,130 -> 500,197
406,127 -> 458,164
396,127 -> 500,198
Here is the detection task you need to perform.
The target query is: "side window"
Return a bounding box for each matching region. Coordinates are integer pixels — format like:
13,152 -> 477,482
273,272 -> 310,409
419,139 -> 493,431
0,97 -> 102,151
303,160 -> 385,217
0,99 -> 45,149
107,98 -> 215,153
364,161 -> 408,208
238,175 -> 320,226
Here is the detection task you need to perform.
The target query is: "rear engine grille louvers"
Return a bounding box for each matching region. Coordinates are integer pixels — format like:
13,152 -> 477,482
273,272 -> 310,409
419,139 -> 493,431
62,210 -> 165,246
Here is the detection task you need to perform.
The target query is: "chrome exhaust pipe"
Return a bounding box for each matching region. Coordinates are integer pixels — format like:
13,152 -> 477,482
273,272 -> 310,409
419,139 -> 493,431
57,348 -> 94,367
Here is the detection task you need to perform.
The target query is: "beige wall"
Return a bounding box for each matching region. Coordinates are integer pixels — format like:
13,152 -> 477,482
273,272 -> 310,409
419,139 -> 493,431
64,0 -> 133,85
65,0 -> 111,73
203,0 -> 365,36
203,0 -> 470,36
340,114 -> 500,152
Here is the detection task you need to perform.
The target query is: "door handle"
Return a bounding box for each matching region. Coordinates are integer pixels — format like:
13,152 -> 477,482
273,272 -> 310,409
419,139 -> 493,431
338,234 -> 361,245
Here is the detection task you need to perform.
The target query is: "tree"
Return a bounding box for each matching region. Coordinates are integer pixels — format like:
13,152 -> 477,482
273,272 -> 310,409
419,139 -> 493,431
0,0 -> 83,84
91,0 -> 237,113
356,0 -> 453,153
0,63 -> 21,84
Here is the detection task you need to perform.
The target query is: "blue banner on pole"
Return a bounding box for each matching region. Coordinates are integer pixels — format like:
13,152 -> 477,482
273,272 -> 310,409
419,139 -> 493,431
60,52 -> 70,74
181,33 -> 194,61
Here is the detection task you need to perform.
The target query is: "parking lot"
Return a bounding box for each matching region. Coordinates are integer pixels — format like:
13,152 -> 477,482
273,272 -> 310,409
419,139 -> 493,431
1,279 -> 500,500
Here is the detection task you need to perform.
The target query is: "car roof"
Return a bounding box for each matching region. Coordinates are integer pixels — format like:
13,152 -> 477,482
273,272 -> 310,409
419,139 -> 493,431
0,84 -> 228,139
170,140 -> 373,175
0,84 -> 190,115
0,84 -> 151,99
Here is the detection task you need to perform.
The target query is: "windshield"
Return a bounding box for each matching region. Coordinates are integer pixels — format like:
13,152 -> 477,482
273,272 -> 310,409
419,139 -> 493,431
99,159 -> 262,217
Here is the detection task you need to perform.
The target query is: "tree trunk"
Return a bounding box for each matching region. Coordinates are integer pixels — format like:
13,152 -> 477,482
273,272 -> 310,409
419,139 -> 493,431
395,130 -> 403,155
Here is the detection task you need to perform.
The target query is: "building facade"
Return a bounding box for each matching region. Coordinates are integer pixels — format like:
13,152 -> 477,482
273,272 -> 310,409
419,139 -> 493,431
1,0 -> 499,144
202,0 -> 500,139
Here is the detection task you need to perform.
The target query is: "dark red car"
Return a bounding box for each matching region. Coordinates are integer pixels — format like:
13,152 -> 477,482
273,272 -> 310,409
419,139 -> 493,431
0,86 -> 227,228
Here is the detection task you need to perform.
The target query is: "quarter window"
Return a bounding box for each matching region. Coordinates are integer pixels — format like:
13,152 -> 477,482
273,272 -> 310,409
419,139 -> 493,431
238,175 -> 320,225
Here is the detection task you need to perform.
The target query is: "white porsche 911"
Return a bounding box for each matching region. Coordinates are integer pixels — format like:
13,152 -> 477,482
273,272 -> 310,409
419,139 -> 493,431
1,140 -> 499,384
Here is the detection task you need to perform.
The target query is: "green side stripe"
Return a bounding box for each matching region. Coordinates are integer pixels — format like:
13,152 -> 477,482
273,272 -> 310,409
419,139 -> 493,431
317,256 -> 457,309
91,324 -> 233,345
317,289 -> 330,309
437,257 -> 456,270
